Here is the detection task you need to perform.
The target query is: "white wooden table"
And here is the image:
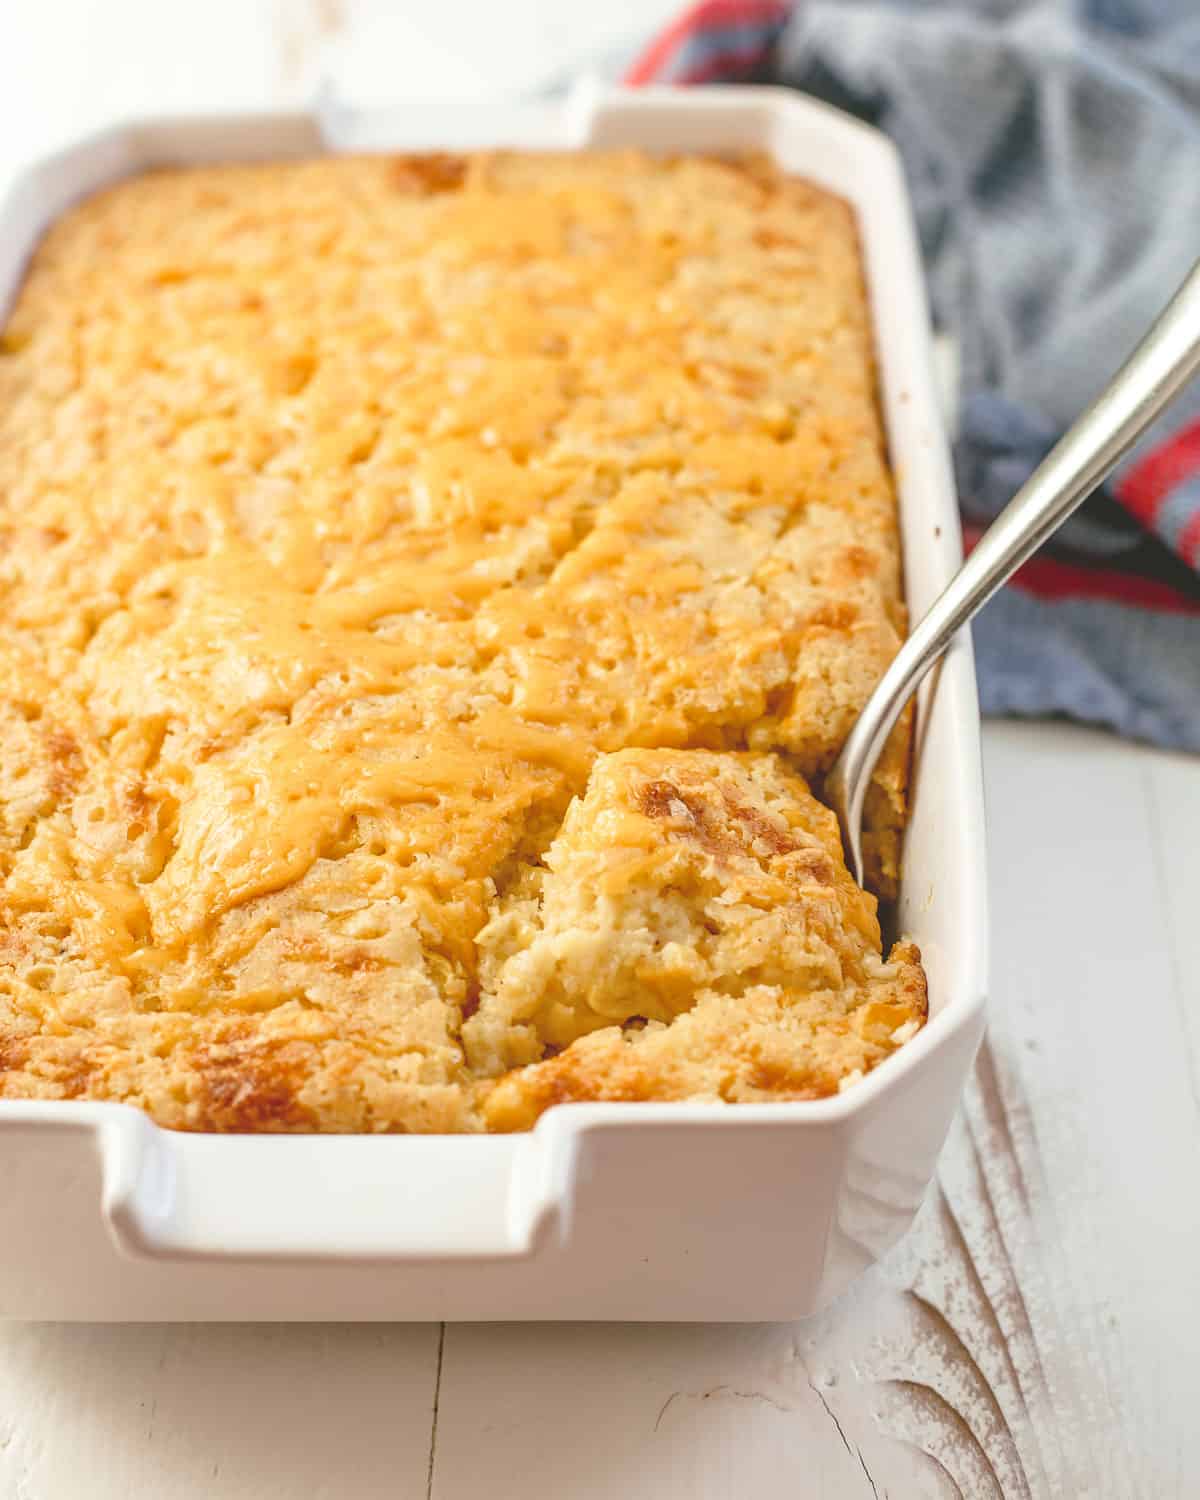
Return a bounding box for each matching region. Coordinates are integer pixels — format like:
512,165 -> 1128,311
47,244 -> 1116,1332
2,6 -> 1198,1496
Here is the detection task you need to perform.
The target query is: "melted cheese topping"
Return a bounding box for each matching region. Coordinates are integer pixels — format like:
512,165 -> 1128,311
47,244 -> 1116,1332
0,151 -> 916,1131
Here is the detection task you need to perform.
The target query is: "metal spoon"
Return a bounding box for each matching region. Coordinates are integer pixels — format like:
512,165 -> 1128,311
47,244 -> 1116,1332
828,260 -> 1200,887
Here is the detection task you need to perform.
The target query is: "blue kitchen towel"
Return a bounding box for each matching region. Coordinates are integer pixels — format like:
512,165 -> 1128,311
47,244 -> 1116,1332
620,0 -> 1200,750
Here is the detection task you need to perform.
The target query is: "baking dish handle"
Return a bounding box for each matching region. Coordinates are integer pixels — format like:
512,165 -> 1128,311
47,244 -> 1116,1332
0,1102 -> 565,1262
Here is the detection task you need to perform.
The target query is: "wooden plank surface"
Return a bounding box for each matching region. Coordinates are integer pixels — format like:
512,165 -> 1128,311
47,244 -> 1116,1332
1,4 -> 1198,1495
0,1323 -> 443,1499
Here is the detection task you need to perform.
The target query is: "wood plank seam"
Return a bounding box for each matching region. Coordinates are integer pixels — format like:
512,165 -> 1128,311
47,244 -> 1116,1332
427,1322 -> 446,1500
1141,762 -> 1200,1122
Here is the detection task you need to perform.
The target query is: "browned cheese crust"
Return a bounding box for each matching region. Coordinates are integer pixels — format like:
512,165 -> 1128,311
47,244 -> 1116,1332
0,150 -> 920,1131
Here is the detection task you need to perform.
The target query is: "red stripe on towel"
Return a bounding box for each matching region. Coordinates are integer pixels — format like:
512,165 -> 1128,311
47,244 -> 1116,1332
624,0 -> 789,85
1177,508 -> 1200,569
675,41 -> 778,84
962,524 -> 1200,615
1116,416 -> 1200,527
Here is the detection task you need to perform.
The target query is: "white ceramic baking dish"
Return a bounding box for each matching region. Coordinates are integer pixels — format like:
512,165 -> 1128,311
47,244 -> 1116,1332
0,83 -> 987,1321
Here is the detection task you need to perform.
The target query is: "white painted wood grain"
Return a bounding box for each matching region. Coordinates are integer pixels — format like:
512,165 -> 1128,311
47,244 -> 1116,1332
978,725 -> 1200,1496
1144,749 -> 1200,1125
0,1323 -> 442,1499
0,0 -> 679,185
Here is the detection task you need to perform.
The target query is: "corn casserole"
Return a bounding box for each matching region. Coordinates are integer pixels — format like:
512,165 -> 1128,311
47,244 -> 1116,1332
0,150 -> 925,1131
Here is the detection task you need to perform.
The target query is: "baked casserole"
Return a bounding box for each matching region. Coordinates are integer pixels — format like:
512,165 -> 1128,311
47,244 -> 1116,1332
0,150 -> 925,1132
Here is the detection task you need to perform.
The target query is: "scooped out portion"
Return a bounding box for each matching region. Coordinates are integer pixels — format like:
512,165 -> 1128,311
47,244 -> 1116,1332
472,749 -> 925,1132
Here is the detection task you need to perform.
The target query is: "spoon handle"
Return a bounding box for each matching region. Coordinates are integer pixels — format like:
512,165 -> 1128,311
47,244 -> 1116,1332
831,258 -> 1200,881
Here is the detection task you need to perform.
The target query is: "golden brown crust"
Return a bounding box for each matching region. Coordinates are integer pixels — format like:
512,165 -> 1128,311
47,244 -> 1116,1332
471,750 -> 925,1131
0,150 -> 916,1131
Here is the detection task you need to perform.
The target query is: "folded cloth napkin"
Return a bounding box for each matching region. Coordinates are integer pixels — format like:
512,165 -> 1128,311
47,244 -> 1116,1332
619,0 -> 1200,751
